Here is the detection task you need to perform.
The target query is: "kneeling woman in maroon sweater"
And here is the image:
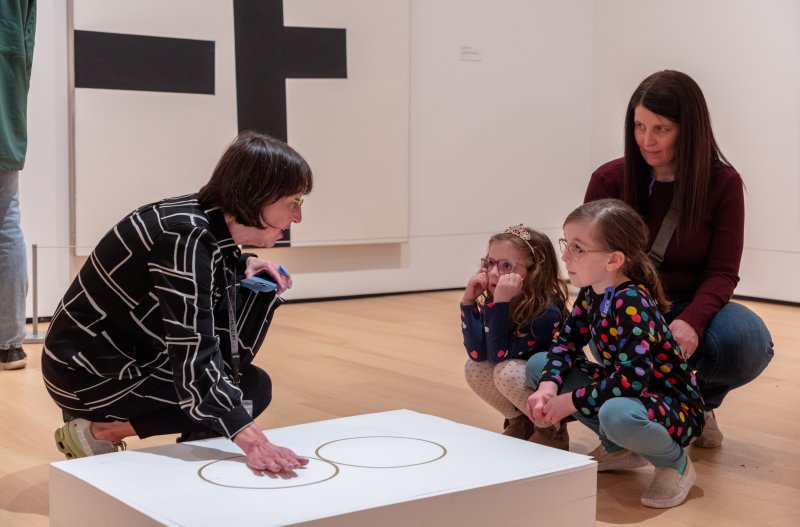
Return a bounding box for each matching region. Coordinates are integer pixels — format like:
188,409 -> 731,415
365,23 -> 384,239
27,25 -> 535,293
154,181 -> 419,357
583,70 -> 773,447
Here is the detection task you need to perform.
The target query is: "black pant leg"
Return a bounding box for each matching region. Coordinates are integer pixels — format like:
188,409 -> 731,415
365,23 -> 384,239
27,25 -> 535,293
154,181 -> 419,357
132,364 -> 272,439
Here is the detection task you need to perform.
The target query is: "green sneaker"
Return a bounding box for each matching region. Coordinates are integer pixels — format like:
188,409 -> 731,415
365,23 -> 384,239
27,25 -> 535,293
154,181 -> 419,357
54,419 -> 127,459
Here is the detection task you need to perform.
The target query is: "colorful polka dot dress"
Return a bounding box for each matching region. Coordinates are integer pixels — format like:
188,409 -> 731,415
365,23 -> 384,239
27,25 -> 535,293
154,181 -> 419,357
461,301 -> 563,363
540,282 -> 705,446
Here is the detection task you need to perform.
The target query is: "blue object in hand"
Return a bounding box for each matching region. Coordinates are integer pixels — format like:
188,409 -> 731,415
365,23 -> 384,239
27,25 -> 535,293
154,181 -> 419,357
240,274 -> 277,293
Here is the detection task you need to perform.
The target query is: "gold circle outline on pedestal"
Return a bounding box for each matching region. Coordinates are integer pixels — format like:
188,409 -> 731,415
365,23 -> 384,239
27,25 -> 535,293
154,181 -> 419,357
314,435 -> 447,468
198,455 -> 339,489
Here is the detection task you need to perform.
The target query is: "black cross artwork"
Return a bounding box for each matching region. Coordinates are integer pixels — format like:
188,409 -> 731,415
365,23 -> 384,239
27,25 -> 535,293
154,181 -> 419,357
233,0 -> 347,140
74,0 -> 348,142
74,0 -> 347,246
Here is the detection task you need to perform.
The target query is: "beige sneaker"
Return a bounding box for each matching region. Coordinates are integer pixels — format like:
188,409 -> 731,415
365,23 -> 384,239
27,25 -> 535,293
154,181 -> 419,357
502,414 -> 534,440
693,410 -> 723,448
641,456 -> 697,508
529,422 -> 570,450
589,445 -> 649,471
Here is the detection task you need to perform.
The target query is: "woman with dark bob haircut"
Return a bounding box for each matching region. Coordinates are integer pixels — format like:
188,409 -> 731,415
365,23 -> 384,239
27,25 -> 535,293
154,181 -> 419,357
43,131 -> 312,474
581,70 -> 773,449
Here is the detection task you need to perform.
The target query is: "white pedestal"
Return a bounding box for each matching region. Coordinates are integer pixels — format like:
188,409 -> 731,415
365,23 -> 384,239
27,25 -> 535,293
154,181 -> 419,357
50,410 -> 596,526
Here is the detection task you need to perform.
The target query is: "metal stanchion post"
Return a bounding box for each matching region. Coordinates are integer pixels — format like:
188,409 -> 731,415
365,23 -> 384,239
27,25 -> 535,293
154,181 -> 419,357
24,243 -> 44,344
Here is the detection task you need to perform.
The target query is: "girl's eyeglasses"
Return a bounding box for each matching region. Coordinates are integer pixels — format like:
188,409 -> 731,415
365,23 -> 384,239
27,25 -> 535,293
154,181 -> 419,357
558,238 -> 605,260
480,258 -> 526,274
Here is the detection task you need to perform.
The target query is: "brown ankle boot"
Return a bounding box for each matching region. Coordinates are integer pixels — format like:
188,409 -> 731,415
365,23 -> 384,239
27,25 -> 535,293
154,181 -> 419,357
502,414 -> 534,439
529,422 -> 570,450
693,410 -> 723,448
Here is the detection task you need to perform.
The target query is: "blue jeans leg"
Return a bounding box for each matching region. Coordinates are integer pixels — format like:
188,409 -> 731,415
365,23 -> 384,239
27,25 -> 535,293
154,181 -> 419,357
598,397 -> 685,470
525,351 -> 619,451
665,302 -> 774,410
0,171 -> 28,349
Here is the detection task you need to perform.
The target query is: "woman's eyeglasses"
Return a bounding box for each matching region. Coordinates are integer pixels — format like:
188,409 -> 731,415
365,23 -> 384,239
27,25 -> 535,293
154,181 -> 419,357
480,258 -> 526,274
558,238 -> 605,260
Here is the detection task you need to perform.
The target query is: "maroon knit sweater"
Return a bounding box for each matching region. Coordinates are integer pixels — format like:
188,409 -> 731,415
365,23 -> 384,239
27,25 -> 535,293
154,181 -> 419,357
584,158 -> 745,337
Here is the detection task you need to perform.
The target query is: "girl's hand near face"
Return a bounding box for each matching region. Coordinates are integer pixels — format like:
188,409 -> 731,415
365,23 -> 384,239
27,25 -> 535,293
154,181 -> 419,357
492,273 -> 524,303
461,271 -> 488,304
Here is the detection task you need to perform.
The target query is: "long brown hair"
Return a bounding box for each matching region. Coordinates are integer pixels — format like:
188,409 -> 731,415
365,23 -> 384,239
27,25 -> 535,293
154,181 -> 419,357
478,227 -> 569,334
623,70 -> 731,230
565,199 -> 670,309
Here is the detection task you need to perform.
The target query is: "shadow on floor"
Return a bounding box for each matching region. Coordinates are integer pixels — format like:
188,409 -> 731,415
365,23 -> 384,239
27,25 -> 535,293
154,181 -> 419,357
0,463 -> 50,517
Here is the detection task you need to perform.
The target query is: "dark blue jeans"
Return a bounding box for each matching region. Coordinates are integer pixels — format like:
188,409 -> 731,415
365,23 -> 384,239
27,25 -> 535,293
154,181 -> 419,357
664,301 -> 774,410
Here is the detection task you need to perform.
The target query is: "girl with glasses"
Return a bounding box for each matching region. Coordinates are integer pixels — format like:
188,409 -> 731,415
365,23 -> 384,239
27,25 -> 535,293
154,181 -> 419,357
526,199 -> 704,508
461,225 -> 568,442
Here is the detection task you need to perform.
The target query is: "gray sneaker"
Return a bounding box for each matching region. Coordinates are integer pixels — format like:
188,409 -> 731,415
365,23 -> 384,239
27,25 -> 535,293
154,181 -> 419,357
641,456 -> 697,508
0,346 -> 27,370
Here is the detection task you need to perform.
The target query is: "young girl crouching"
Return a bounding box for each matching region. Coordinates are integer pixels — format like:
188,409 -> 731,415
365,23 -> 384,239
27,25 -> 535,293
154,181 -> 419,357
526,199 -> 704,508
461,225 -> 568,443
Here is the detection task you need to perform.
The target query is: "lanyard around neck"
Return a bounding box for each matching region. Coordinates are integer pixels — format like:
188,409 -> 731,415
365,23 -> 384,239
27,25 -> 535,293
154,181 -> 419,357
224,264 -> 241,386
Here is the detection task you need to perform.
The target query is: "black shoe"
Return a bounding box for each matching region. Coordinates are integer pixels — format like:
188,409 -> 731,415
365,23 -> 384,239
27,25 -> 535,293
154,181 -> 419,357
0,347 -> 27,370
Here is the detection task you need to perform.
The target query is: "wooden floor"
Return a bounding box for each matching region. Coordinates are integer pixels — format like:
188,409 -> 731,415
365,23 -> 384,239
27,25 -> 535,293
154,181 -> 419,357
1,291 -> 798,526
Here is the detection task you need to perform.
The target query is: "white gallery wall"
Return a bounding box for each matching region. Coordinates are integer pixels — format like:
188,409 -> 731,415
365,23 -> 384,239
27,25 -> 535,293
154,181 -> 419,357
19,0 -> 71,324
18,0 -> 800,321
590,0 -> 800,303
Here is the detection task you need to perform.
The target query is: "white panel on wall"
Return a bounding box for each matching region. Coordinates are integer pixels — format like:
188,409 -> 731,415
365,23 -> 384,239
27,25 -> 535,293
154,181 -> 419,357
22,0 -> 71,321
284,0 -> 410,246
71,0 -> 410,253
409,0 -> 595,239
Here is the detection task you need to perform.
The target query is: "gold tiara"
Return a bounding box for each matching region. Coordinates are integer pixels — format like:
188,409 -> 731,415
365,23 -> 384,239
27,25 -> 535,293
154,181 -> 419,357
503,224 -> 531,241
503,224 -> 535,254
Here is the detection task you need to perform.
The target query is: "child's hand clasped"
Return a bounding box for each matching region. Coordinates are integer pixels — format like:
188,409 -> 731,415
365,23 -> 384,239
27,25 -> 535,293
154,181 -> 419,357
540,393 -> 577,426
492,273 -> 524,303
526,382 -> 556,423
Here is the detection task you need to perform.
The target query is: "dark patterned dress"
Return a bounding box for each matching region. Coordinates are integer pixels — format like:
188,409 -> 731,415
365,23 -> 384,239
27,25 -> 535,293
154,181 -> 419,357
42,194 -> 281,439
540,282 -> 704,446
461,302 -> 562,363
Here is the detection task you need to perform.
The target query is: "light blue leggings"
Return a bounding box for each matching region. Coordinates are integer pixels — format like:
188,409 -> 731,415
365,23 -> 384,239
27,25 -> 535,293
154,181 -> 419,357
526,351 -> 685,470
